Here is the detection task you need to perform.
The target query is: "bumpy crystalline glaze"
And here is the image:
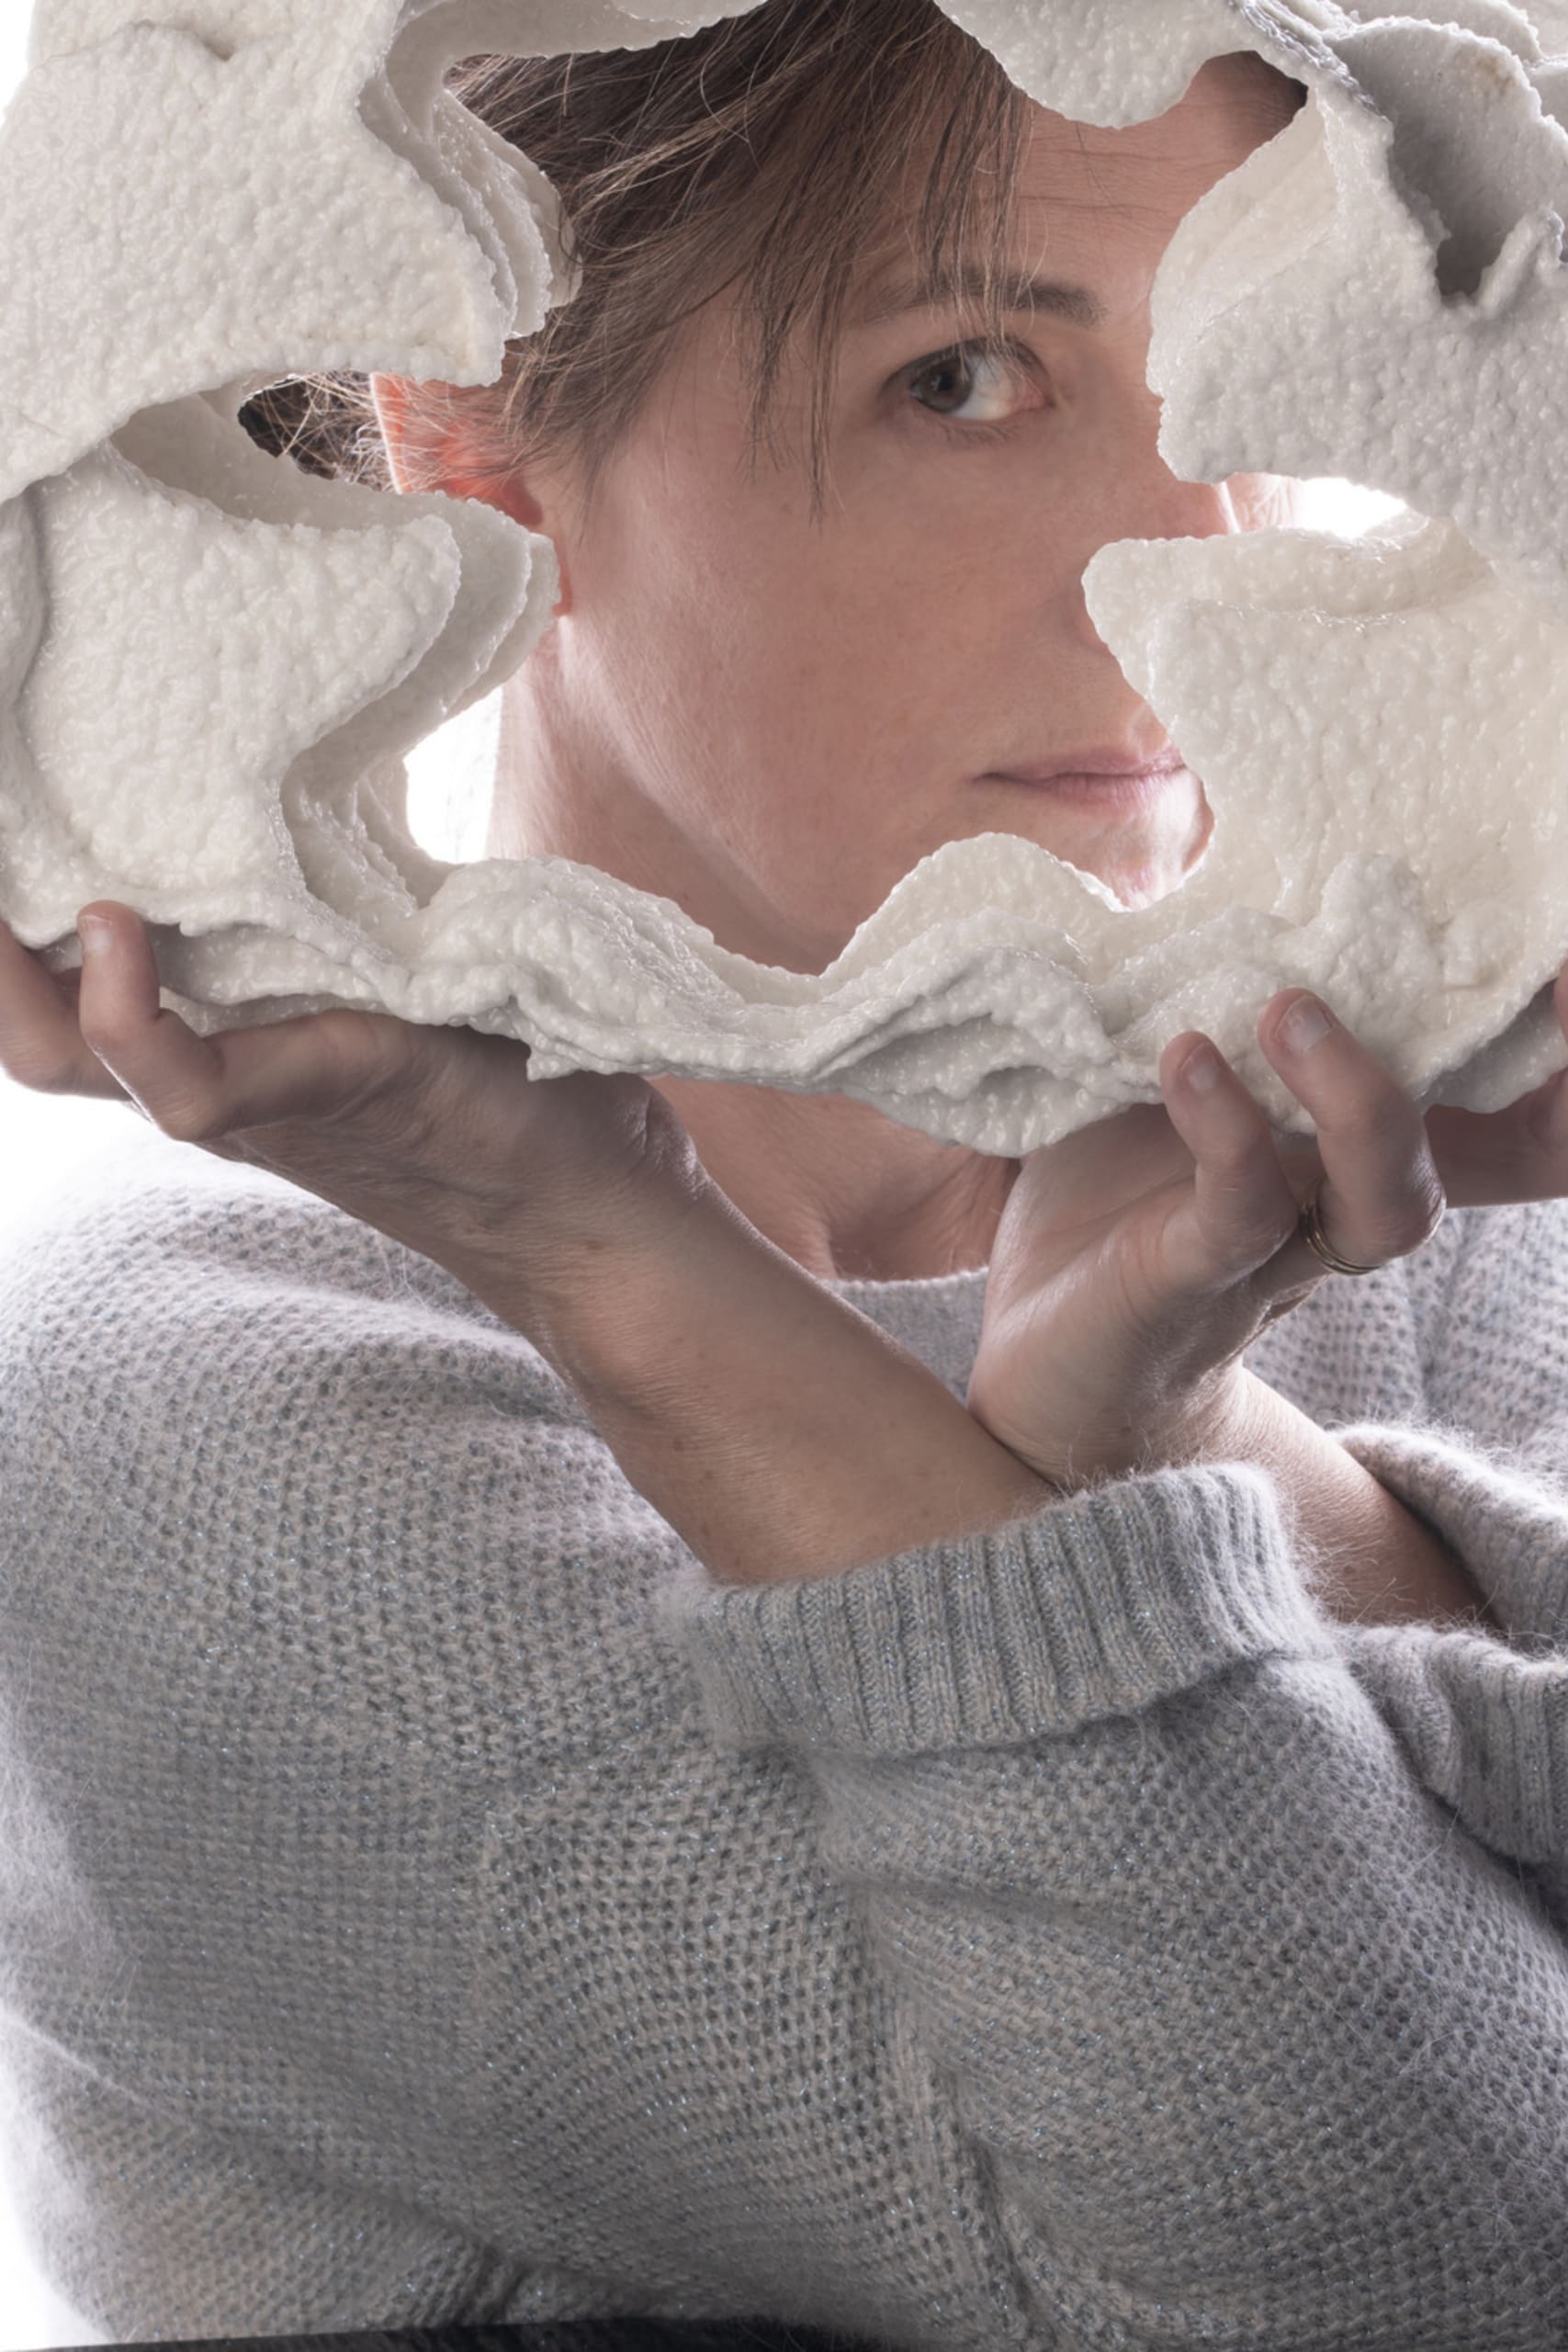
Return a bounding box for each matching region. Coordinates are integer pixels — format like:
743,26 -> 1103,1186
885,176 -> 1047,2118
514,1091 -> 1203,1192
4,0 -> 1568,1152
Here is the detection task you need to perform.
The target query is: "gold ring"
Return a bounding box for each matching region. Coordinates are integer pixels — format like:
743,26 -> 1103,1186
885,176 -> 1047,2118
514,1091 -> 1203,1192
1297,1176 -> 1382,1278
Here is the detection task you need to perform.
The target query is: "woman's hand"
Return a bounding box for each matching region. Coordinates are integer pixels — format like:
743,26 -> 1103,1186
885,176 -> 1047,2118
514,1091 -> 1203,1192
0,901 -> 707,1336
965,984 -> 1466,1491
967,956 -> 1568,1490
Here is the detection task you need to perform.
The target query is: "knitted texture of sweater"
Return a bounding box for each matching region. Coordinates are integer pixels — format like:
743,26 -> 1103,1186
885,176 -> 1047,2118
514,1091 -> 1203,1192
2,1122 -> 1566,2348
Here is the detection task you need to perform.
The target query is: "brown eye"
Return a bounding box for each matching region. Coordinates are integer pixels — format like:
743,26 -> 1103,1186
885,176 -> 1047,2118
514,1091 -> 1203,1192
906,344 -> 1038,425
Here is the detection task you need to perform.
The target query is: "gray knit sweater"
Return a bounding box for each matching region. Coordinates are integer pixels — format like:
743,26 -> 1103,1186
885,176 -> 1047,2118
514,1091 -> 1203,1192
2,1119 -> 1567,2349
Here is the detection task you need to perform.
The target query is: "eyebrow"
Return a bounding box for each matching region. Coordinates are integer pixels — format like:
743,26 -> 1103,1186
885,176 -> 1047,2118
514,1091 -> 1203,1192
853,266 -> 1108,332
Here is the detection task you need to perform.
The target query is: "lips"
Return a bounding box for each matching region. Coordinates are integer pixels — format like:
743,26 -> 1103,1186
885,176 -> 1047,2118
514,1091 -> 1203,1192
985,743 -> 1187,786
979,745 -> 1194,810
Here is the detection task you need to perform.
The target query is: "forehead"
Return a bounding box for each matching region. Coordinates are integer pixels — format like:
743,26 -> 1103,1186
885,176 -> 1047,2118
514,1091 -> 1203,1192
1018,51 -> 1300,204
971,60 -> 1297,314
855,53 -> 1299,322
973,51 -> 1306,282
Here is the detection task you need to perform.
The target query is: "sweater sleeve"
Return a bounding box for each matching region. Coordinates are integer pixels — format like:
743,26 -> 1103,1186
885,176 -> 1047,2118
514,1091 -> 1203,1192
1332,1197 -> 1568,1656
653,1464 -> 1568,2348
1308,1199 -> 1568,1891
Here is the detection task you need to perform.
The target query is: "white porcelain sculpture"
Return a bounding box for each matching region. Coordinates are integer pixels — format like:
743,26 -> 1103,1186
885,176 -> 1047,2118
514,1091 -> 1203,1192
4,0 -> 1568,1154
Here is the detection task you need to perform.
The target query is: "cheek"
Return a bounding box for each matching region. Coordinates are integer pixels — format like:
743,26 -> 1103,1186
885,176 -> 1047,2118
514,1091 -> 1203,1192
670,509 -> 888,722
738,542 -> 1033,780
578,446 -> 1053,770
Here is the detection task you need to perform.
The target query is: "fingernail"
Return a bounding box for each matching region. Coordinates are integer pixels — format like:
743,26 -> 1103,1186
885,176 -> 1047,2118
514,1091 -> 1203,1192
1280,993 -> 1332,1055
78,916 -> 111,958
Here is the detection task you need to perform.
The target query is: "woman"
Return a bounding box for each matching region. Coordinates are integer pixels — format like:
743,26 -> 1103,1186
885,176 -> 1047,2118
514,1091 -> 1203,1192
3,3 -> 1568,2343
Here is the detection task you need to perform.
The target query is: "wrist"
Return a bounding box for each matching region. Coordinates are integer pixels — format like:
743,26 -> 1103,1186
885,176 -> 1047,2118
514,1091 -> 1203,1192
443,1091 -> 714,1357
1020,1362 -> 1254,1494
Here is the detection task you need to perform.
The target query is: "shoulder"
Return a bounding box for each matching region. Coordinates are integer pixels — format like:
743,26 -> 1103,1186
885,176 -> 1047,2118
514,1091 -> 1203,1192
1243,1193 -> 1568,1431
0,1125 -> 693,1764
1400,1195 -> 1568,1381
0,1119 -> 583,1431
1441,1192 -> 1568,1259
1403,1193 -> 1568,1331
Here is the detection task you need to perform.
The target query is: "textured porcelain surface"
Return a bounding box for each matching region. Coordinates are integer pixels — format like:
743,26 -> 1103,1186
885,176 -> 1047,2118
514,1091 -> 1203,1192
4,1 -> 1568,1153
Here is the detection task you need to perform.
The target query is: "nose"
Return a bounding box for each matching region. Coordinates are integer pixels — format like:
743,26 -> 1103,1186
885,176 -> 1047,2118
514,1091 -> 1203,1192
1067,458 -> 1241,657
1142,461 -> 1242,545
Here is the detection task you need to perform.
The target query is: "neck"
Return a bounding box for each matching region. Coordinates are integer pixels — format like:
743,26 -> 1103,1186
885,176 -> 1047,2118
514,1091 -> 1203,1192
646,1072 -> 1018,1284
487,664 -> 1019,1284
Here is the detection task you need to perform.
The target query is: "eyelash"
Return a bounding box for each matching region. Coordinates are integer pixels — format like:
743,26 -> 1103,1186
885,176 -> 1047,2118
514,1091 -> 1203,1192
898,339 -> 1045,445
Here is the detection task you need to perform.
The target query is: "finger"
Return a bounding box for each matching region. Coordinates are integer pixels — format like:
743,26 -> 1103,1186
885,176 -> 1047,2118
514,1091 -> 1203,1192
1257,990 -> 1446,1269
1156,1030 -> 1307,1287
73,902 -> 413,1145
0,914 -> 132,1101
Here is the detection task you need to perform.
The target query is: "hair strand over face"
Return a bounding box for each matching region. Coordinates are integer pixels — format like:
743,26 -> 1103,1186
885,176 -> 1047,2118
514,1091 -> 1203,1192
243,0 -> 1036,513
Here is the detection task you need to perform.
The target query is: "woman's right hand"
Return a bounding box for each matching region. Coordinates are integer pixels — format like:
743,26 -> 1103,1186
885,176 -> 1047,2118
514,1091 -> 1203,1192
0,901 -> 709,1340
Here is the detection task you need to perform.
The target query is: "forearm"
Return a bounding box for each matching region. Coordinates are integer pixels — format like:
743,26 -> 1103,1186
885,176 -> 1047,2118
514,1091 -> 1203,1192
515,1190 -> 1502,1631
517,1180 -> 1055,1585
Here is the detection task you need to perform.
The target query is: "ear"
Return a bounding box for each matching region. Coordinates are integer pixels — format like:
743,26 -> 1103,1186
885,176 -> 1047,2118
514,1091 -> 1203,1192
368,372 -> 572,609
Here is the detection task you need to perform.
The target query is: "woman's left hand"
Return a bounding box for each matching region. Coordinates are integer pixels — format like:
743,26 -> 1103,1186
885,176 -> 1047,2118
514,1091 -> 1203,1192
0,904 -> 710,1344
964,962 -> 1568,1491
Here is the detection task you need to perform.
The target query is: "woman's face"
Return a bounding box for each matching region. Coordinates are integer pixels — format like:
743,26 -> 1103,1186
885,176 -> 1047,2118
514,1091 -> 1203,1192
499,53 -> 1300,977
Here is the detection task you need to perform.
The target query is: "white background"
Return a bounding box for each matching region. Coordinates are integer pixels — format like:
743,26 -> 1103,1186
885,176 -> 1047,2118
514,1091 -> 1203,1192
0,9 -> 1401,2347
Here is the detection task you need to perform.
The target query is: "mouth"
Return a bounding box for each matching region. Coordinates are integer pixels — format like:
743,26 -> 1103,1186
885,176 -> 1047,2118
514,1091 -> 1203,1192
976,748 -> 1194,811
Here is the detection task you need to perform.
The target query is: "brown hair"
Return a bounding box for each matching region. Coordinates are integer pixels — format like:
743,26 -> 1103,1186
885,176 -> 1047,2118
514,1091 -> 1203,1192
242,0 -> 1036,511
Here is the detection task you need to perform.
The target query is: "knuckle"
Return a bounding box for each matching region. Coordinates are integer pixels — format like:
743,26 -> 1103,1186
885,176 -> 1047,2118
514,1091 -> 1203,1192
1373,1174 -> 1447,1258
1404,1180 -> 1449,1253
74,1009 -> 124,1057
316,1016 -> 419,1130
1353,1080 -> 1420,1149
1213,1143 -> 1299,1252
153,1095 -> 231,1147
0,1046 -> 87,1096
1207,1205 -> 1299,1286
